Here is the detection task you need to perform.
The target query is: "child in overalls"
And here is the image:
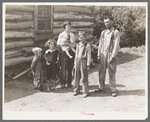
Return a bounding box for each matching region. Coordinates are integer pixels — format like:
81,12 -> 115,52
73,31 -> 91,98
31,47 -> 43,91
45,39 -> 59,91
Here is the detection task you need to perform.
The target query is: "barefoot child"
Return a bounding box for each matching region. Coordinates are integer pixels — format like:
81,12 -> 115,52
31,47 -> 43,91
45,39 -> 59,91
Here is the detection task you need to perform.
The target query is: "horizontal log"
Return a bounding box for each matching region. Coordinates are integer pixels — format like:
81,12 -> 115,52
53,27 -> 93,35
34,34 -> 50,41
5,55 -> 33,67
6,5 -> 34,13
5,40 -> 34,50
53,13 -> 93,22
6,21 -> 34,30
5,14 -> 33,21
5,49 -> 19,56
54,6 -> 92,15
5,38 -> 34,43
5,31 -> 34,39
6,11 -> 33,15
53,21 -> 93,28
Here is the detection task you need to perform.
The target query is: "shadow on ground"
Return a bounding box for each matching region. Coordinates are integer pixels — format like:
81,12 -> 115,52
4,52 -> 143,103
88,85 -> 145,97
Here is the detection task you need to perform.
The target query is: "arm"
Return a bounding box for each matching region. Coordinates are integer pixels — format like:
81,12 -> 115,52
68,33 -> 75,48
87,44 -> 91,66
111,30 -> 120,58
57,33 -> 64,46
74,44 -> 78,67
31,57 -> 37,74
97,31 -> 103,57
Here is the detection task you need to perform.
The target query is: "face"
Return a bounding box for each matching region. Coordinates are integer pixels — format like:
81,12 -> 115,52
78,32 -> 85,42
104,18 -> 112,29
49,42 -> 55,50
65,25 -> 71,32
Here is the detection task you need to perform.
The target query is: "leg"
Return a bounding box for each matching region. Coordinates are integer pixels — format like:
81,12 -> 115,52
47,80 -> 50,91
98,53 -> 107,90
73,59 -> 81,95
67,50 -> 75,87
80,59 -> 89,97
60,51 -> 68,87
108,56 -> 117,94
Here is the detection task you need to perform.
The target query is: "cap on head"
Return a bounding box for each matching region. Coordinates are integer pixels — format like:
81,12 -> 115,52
32,47 -> 42,54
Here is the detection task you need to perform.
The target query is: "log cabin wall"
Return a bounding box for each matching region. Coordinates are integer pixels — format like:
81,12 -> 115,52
5,5 -> 93,78
53,5 -> 94,42
5,5 -> 35,77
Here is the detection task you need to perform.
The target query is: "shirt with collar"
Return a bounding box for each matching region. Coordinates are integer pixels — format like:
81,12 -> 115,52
98,27 -> 120,58
75,41 -> 91,66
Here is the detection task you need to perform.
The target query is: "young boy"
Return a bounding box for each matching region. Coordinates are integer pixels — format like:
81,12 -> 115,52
31,47 -> 43,91
45,39 -> 59,91
73,31 -> 91,98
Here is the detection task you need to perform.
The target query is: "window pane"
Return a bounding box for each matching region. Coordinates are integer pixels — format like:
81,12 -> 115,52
38,19 -> 51,30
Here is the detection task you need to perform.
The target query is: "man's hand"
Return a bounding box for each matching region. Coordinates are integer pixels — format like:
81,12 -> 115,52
97,56 -> 101,63
109,56 -> 115,63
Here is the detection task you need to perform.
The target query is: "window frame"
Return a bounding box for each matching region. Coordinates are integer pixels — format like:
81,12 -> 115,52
34,5 -> 53,34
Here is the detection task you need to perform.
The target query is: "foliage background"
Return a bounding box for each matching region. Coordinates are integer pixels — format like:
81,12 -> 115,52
90,6 -> 146,48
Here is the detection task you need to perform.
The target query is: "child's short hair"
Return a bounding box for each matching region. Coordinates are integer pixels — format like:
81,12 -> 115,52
78,31 -> 86,38
63,21 -> 71,29
32,47 -> 42,55
45,39 -> 56,49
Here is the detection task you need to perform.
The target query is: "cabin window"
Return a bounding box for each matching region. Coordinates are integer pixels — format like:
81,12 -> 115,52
35,5 -> 53,33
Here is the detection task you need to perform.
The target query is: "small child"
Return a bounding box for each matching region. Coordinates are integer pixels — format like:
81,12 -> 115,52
45,39 -> 59,91
61,34 -> 76,58
73,31 -> 91,98
31,47 -> 43,91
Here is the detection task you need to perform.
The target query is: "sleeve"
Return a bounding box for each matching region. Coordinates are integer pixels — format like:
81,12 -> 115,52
74,44 -> 78,66
87,44 -> 91,66
31,57 -> 37,73
97,31 -> 104,57
57,33 -> 63,46
111,30 -> 120,58
69,33 -> 75,48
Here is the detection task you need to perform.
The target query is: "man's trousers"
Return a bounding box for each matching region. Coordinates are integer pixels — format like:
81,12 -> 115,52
74,58 -> 89,95
99,53 -> 117,92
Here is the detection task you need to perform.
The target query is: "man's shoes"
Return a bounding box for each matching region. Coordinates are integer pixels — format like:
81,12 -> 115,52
83,94 -> 89,98
67,84 -> 73,88
94,88 -> 103,93
73,92 -> 80,96
111,92 -> 117,97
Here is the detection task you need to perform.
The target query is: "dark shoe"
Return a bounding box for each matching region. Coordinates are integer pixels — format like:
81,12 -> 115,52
83,94 -> 89,98
73,92 -> 80,96
94,88 -> 103,93
67,84 -> 73,88
112,92 -> 117,97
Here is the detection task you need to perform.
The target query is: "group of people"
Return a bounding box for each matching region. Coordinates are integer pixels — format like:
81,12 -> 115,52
30,15 -> 120,98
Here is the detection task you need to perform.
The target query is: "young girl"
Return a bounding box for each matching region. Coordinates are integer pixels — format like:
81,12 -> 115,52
31,47 -> 43,91
45,39 -> 59,91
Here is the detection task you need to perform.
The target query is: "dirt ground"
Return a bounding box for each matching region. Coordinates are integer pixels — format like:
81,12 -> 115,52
3,52 -> 147,119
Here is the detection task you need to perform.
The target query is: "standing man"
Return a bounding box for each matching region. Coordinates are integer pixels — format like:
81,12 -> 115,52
57,21 -> 75,88
96,16 -> 120,97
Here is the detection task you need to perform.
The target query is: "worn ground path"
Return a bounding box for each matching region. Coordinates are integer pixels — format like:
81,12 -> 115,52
3,52 -> 147,119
